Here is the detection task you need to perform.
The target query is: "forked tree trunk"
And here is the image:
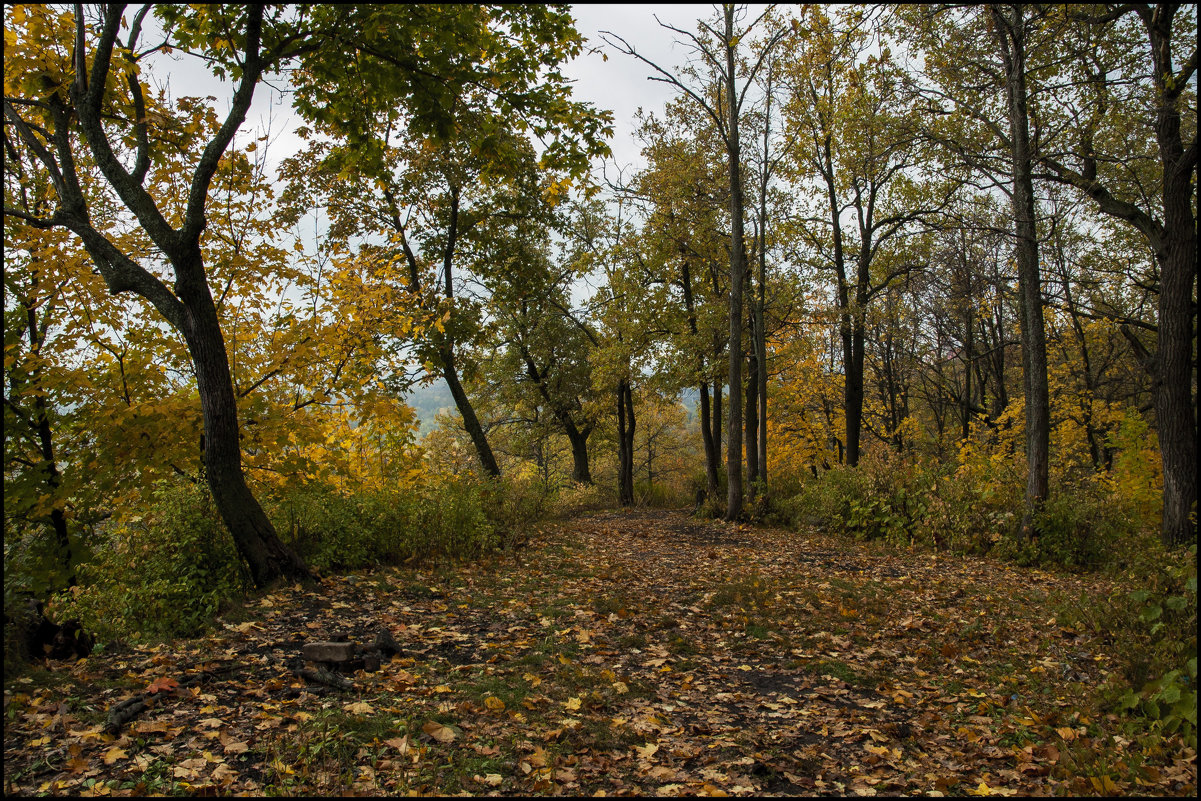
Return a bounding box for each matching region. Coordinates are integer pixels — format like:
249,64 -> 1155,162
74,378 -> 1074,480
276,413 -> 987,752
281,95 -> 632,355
564,421 -> 593,484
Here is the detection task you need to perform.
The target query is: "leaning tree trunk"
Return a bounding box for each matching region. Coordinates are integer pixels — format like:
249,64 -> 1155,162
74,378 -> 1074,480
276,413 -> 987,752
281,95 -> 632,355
177,274 -> 311,587
993,4 -> 1050,537
442,349 -> 501,478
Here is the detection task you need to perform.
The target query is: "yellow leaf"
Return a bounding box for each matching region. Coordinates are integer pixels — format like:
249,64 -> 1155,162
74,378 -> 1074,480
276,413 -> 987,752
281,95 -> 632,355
484,696 -> 505,712
635,742 -> 659,760
564,696 -> 582,711
103,746 -> 127,764
345,701 -> 375,715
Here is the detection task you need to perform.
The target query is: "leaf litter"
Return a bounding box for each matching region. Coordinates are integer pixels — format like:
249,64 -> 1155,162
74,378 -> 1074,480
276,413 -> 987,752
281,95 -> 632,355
3,509 -> 1196,796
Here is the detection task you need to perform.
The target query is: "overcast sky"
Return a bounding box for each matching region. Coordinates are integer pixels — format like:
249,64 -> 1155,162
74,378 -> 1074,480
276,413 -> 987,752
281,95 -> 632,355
159,5 -> 771,181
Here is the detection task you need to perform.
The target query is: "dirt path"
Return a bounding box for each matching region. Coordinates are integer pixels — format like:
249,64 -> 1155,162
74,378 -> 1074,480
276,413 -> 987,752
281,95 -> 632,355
4,509 -> 1196,796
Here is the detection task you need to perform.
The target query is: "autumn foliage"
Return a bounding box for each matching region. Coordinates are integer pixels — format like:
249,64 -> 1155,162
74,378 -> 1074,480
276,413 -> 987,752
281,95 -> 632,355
2,2 -> 1197,797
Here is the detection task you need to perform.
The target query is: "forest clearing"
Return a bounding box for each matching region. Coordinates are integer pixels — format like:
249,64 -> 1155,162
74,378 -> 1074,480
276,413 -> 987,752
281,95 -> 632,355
4,508 -> 1196,797
3,3 -> 1197,796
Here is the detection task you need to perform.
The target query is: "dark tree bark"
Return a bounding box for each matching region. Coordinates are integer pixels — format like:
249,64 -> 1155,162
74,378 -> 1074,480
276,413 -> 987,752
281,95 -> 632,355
565,422 -> 593,484
991,3 -> 1051,536
3,5 -> 312,586
176,267 -> 310,586
1037,2 -> 1197,546
680,258 -> 719,496
746,269 -> 760,490
616,379 -> 636,506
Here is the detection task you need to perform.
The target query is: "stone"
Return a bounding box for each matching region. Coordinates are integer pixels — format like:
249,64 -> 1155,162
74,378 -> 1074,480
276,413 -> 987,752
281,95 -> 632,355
301,642 -> 356,662
373,627 -> 403,657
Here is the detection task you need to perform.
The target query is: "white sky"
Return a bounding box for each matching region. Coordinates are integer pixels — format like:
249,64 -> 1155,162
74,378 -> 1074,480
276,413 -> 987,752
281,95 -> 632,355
155,4 -> 771,181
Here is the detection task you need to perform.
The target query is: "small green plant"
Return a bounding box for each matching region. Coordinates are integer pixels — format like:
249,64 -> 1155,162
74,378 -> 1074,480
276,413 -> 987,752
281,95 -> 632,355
51,481 -> 247,641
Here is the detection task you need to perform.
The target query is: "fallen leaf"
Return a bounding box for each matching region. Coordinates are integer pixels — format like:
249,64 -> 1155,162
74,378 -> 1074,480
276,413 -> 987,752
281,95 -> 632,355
103,747 -> 127,765
422,720 -> 456,743
636,742 -> 659,760
144,677 -> 179,695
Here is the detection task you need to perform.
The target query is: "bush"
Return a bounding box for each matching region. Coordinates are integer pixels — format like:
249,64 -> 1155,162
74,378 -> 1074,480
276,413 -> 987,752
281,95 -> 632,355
51,481 -> 248,642
1065,545 -> 1198,747
779,447 -> 1147,570
268,471 -> 547,572
993,476 -> 1137,569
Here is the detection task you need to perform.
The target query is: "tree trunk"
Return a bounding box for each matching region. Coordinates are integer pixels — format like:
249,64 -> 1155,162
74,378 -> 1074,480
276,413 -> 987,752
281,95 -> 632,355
712,366 -> 724,471
756,243 -> 768,492
1153,153 -> 1198,547
564,422 -> 593,484
442,350 -> 501,478
699,382 -> 719,497
1143,3 -> 1198,546
438,185 -> 500,478
724,4 -> 746,521
616,379 -> 636,506
681,258 -> 719,497
992,4 -> 1050,536
746,299 -> 760,489
177,274 -> 311,588
846,308 -> 867,467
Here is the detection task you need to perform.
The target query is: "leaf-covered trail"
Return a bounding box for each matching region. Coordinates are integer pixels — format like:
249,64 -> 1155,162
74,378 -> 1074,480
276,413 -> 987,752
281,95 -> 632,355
4,509 -> 1196,796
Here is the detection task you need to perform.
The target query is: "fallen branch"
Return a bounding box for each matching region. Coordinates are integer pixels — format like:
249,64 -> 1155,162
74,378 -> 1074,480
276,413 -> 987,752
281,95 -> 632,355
293,663 -> 355,691
103,662 -> 241,734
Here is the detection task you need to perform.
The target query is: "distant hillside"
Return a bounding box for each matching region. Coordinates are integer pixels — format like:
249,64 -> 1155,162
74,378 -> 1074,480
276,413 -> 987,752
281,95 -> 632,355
405,379 -> 456,434
407,382 -> 701,434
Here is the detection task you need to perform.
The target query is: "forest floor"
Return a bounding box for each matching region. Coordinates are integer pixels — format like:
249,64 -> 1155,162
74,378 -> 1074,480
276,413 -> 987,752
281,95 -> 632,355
3,508 -> 1197,797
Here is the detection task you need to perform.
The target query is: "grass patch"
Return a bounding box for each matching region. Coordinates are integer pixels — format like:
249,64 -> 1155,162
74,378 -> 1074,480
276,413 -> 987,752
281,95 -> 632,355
804,658 -> 874,687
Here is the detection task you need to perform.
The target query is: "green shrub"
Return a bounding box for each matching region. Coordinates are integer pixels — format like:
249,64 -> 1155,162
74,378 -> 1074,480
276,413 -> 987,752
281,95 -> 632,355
993,476 -> 1136,569
781,451 -> 1146,570
1095,545 -> 1198,746
51,481 -> 247,641
269,472 -> 541,572
634,480 -> 689,509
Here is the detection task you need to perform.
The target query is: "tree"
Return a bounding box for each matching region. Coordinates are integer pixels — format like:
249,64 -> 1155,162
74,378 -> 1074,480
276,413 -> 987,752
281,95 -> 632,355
633,103 -> 730,500
1034,3 -> 1197,546
282,5 -> 611,479
781,5 -> 949,467
3,5 -> 316,586
603,4 -> 787,519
